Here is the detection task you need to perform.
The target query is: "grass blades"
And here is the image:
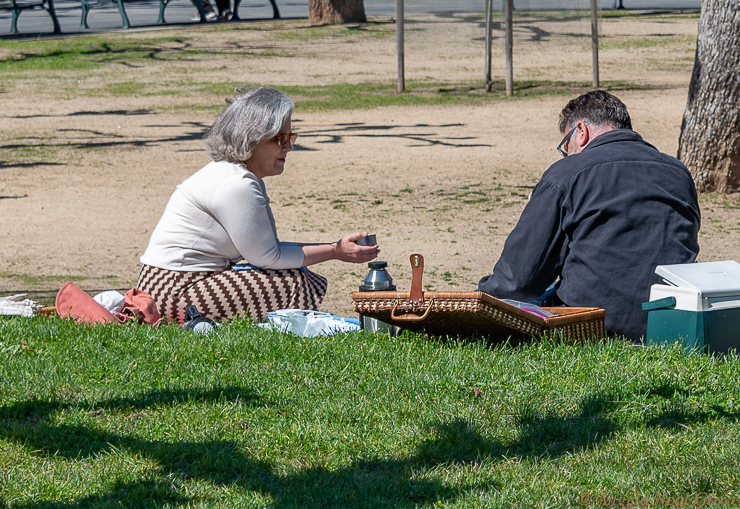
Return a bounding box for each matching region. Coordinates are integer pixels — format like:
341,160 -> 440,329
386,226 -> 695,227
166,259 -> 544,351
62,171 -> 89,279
0,22 -> 392,75
1,316 -> 739,506
0,35 -> 192,72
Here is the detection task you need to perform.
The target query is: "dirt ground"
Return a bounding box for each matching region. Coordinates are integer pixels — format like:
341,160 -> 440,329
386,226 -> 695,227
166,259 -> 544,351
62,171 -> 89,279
2,11 -> 739,318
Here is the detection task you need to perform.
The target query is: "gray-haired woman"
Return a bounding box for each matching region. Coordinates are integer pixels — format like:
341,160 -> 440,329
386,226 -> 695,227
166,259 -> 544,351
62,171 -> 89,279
138,87 -> 379,323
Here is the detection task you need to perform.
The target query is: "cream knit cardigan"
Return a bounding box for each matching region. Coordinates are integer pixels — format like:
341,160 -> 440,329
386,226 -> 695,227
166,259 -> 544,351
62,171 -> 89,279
140,160 -> 304,272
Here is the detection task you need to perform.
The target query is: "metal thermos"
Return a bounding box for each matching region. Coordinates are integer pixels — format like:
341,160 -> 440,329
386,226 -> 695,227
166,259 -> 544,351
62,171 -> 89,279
359,261 -> 398,334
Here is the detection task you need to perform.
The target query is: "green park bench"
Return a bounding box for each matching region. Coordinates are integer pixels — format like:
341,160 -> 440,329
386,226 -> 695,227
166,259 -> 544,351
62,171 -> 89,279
80,0 -> 280,30
80,0 -> 130,28
232,0 -> 279,20
0,0 -> 61,33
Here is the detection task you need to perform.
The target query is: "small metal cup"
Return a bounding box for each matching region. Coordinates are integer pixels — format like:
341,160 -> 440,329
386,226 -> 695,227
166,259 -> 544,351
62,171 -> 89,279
356,234 -> 377,246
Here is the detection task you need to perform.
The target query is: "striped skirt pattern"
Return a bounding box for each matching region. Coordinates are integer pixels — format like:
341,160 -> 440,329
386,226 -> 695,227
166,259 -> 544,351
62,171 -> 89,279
137,264 -> 327,323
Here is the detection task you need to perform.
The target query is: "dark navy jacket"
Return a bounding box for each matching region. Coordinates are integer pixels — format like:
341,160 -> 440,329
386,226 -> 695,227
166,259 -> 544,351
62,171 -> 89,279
478,129 -> 701,340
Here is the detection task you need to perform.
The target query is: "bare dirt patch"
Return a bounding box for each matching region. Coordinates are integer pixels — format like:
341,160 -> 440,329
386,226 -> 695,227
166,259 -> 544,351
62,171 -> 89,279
3,12 -> 739,317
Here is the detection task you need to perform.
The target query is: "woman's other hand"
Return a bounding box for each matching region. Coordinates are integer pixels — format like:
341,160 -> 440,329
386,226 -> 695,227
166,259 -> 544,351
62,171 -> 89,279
336,232 -> 380,263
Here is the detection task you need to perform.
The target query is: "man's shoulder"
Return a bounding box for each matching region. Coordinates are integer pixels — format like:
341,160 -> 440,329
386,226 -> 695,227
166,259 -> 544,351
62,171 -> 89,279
538,154 -> 594,192
577,129 -> 686,170
540,130 -> 690,189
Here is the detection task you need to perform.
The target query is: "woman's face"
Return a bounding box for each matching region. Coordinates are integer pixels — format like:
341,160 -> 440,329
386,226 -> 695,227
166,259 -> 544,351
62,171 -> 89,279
245,118 -> 293,180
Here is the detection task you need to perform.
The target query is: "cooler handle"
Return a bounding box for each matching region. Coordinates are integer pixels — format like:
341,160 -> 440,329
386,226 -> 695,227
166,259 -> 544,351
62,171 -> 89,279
641,296 -> 676,311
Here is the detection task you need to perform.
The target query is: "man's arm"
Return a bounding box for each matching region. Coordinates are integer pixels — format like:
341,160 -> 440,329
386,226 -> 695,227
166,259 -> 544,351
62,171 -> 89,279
478,180 -> 568,301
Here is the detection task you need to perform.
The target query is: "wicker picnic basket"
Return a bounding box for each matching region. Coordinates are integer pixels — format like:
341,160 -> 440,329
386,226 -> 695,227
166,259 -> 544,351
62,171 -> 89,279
352,254 -> 606,343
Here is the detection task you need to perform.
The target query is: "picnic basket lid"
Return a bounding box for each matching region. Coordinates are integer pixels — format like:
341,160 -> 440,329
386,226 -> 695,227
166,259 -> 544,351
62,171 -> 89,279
352,254 -> 605,342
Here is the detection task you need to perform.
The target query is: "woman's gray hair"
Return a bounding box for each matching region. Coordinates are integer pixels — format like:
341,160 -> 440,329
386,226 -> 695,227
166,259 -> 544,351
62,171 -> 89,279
205,86 -> 294,163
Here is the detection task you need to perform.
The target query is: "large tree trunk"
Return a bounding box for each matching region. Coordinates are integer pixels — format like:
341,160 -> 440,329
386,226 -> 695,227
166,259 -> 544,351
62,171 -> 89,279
678,0 -> 740,193
309,0 -> 366,25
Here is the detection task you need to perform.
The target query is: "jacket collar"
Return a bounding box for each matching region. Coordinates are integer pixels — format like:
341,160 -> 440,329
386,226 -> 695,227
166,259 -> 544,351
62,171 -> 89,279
582,129 -> 655,152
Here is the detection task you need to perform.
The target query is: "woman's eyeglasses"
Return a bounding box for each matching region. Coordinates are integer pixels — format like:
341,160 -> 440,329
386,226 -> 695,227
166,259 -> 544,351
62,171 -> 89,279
557,125 -> 577,157
272,132 -> 298,147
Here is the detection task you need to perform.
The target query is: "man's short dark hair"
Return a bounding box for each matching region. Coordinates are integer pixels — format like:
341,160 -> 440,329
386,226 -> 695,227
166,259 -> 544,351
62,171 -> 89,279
558,90 -> 632,134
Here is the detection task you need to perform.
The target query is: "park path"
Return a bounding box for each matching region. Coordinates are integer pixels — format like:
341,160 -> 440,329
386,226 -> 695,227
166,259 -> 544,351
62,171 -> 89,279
1,0 -> 700,38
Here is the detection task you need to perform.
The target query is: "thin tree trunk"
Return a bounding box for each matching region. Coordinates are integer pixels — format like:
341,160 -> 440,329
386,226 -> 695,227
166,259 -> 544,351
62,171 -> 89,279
678,0 -> 740,193
485,0 -> 492,92
504,0 -> 513,97
309,0 -> 366,25
397,0 -> 404,93
591,0 -> 599,89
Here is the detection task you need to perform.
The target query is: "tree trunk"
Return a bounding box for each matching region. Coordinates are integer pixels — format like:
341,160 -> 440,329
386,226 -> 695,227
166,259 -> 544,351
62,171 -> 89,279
309,0 -> 366,25
678,0 -> 740,193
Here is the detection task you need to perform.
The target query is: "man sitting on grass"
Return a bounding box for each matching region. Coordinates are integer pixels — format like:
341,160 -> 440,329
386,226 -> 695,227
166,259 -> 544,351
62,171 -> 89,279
478,90 -> 701,341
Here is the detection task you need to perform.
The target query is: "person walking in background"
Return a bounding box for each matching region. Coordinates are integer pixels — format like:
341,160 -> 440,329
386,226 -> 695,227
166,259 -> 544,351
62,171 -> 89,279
191,0 -> 232,21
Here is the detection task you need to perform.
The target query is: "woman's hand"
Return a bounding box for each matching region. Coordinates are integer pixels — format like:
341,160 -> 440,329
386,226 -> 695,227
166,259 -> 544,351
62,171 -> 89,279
300,232 -> 379,267
335,232 -> 380,263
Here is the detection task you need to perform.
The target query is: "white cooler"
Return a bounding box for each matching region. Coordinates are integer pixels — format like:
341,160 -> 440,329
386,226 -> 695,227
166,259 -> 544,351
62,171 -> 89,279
642,260 -> 740,354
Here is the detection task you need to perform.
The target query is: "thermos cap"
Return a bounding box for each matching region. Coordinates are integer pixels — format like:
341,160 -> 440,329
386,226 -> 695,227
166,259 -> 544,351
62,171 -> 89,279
368,261 -> 387,269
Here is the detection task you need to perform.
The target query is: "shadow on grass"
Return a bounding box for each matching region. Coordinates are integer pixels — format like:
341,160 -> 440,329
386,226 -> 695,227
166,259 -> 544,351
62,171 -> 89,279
0,40 -> 208,68
2,385 -> 468,507
1,385 -> 737,507
638,383 -> 740,430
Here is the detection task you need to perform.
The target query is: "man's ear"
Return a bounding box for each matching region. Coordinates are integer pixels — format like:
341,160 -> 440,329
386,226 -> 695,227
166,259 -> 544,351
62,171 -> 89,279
576,121 -> 590,148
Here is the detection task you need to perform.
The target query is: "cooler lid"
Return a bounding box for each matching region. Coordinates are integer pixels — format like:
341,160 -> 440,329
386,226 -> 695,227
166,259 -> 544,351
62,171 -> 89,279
655,260 -> 740,297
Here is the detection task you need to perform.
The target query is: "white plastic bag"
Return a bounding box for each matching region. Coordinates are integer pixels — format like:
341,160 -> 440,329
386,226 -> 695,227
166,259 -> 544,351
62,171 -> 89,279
266,309 -> 334,338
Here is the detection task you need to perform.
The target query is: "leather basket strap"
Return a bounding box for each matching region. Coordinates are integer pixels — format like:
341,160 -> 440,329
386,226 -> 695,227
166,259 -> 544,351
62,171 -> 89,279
409,253 -> 424,304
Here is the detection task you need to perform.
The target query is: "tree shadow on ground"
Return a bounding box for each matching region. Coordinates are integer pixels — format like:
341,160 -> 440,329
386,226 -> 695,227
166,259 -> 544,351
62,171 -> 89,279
430,11 -> 586,43
1,109 -> 153,119
0,120 -> 210,153
299,122 -> 490,149
1,384 -> 737,508
0,162 -> 65,169
426,10 -> 699,44
0,39 -> 227,65
0,120 -> 490,158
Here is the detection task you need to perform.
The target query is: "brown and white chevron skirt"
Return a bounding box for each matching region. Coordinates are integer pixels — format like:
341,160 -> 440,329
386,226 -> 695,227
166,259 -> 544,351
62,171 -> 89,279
137,264 -> 327,324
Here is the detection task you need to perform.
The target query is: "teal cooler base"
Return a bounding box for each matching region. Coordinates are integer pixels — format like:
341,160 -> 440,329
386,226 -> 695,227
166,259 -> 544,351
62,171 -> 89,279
704,309 -> 740,354
646,309 -> 704,352
646,308 -> 740,354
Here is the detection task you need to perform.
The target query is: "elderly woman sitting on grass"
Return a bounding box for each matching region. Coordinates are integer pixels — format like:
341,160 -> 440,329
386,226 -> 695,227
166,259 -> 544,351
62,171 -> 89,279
138,87 -> 379,323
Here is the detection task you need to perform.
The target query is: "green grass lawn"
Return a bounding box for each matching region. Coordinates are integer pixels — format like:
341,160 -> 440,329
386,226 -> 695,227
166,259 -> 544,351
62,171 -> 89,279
1,316 -> 739,507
